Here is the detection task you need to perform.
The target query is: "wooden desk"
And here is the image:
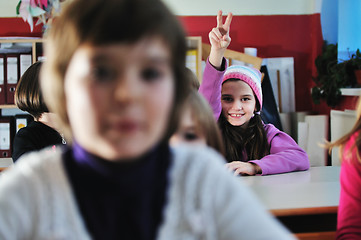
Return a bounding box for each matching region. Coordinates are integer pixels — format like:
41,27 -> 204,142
241,166 -> 340,237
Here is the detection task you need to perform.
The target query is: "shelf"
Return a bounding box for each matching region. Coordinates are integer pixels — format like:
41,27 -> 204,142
0,37 -> 44,65
340,88 -> 361,96
0,37 -> 43,43
186,36 -> 202,81
0,105 -> 17,109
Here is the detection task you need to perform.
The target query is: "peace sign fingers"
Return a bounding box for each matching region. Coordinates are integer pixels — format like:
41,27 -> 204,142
208,10 -> 233,67
216,10 -> 233,37
216,10 -> 224,28
224,12 -> 233,32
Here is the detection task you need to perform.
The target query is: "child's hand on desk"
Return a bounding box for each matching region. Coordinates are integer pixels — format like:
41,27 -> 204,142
226,161 -> 262,176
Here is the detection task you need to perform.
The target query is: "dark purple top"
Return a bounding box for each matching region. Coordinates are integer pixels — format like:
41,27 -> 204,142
62,141 -> 171,240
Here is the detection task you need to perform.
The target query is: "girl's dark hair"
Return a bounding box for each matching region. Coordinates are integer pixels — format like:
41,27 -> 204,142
218,104 -> 269,162
15,61 -> 48,119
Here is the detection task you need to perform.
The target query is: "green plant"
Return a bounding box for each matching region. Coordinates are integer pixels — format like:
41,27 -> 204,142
350,49 -> 361,70
312,41 -> 361,107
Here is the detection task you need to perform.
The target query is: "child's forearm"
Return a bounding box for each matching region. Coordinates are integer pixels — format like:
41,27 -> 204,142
208,11 -> 232,69
209,47 -> 226,70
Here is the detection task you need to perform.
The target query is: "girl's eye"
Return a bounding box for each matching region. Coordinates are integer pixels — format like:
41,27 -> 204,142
91,66 -> 116,82
241,98 -> 250,102
141,67 -> 162,81
184,132 -> 199,141
222,97 -> 233,102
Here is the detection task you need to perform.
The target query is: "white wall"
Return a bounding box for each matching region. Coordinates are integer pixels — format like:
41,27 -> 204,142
0,0 -> 322,18
0,0 -> 18,17
163,0 -> 322,16
0,0 -> 70,17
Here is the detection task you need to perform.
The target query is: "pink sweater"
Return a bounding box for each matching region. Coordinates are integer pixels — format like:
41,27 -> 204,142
199,59 -> 309,175
337,132 -> 361,239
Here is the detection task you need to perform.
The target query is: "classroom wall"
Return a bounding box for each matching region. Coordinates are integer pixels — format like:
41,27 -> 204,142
0,0 -> 45,36
164,0 -> 322,15
0,0 -> 19,17
164,0 -> 324,113
0,0 -> 329,113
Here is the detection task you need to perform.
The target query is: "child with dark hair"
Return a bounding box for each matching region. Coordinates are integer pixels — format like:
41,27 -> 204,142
13,61 -> 65,162
0,1 -> 294,239
199,10 -> 309,175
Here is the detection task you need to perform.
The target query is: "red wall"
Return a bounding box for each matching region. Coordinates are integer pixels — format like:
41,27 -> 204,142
0,18 -> 42,37
179,14 -> 325,113
3,15 -> 343,113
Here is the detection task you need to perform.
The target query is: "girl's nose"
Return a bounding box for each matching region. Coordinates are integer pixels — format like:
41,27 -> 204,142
114,71 -> 141,103
232,101 -> 242,111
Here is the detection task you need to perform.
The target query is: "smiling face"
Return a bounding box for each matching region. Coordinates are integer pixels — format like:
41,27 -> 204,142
221,80 -> 257,127
64,37 -> 174,161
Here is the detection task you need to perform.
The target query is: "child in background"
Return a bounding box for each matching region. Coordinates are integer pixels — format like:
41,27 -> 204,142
12,61 -> 65,162
199,10 -> 309,176
0,0 -> 294,239
327,99 -> 361,239
185,67 -> 200,90
170,89 -> 224,155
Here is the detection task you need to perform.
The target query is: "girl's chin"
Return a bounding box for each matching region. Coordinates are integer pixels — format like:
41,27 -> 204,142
228,120 -> 245,127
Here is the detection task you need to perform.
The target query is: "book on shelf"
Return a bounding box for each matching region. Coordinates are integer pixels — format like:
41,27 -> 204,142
186,49 -> 198,78
0,54 -> 5,105
0,116 -> 14,158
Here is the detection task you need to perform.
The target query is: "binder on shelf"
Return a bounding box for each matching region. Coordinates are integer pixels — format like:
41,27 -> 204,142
20,54 -> 32,77
0,117 -> 14,158
0,54 -> 5,105
15,114 -> 33,133
186,49 -> 198,78
36,42 -> 45,62
5,54 -> 19,105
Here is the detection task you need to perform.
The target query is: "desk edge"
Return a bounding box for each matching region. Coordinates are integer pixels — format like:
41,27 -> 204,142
271,206 -> 338,216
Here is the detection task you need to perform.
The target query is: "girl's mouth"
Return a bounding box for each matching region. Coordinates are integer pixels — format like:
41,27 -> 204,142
229,113 -> 244,118
112,120 -> 141,133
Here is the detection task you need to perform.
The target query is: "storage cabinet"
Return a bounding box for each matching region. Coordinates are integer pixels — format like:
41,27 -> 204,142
0,37 -> 43,109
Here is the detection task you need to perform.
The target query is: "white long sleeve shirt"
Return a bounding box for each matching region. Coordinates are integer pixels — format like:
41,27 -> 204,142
0,145 -> 294,240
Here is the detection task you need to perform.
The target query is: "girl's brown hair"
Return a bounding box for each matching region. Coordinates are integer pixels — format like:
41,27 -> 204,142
15,61 -> 48,120
41,0 -> 189,143
183,90 -> 224,155
219,113 -> 269,162
218,79 -> 269,162
327,98 -> 361,163
185,67 -> 200,90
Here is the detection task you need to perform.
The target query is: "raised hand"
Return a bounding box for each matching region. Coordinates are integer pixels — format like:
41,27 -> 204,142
209,10 -> 233,50
208,10 -> 233,68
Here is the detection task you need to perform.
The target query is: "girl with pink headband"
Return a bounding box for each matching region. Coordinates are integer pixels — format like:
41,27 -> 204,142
199,11 -> 310,176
